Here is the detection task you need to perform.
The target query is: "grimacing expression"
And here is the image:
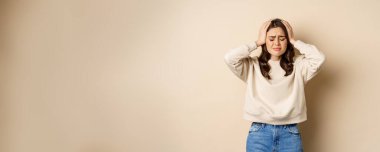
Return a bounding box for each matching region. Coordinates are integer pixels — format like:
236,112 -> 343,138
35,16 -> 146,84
265,27 -> 288,58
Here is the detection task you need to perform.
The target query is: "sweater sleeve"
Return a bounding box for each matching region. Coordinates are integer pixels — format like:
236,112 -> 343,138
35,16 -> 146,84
224,43 -> 258,83
294,40 -> 326,83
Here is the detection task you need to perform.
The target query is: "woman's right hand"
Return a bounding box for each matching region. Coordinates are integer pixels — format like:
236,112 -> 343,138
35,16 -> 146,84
255,19 -> 272,46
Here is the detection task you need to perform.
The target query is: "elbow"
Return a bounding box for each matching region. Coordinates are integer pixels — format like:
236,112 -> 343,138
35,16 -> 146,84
224,52 -> 233,64
319,52 -> 326,66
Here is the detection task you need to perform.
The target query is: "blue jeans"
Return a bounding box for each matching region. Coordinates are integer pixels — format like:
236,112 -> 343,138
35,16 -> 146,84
246,122 -> 304,152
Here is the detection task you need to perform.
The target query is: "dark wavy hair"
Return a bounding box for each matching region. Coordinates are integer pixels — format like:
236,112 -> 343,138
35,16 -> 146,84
258,18 -> 295,80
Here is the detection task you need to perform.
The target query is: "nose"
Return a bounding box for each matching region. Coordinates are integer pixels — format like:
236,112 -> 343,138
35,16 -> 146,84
274,39 -> 280,45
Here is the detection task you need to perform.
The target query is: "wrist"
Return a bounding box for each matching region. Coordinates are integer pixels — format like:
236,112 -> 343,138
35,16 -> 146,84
290,39 -> 296,44
255,41 -> 262,46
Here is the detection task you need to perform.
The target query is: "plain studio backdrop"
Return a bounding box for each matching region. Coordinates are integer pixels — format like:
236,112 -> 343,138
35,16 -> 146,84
0,0 -> 379,152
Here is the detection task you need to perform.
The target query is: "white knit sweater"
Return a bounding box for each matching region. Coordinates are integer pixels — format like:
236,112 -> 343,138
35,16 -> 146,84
224,40 -> 325,125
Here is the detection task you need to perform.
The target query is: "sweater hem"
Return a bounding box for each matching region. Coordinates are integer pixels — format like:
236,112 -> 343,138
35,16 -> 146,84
243,113 -> 307,125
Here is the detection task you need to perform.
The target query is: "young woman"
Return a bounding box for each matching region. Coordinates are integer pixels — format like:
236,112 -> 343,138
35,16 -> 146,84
224,18 -> 325,152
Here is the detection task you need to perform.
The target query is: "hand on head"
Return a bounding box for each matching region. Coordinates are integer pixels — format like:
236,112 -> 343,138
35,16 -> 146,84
280,20 -> 296,44
255,18 -> 296,46
255,19 -> 271,46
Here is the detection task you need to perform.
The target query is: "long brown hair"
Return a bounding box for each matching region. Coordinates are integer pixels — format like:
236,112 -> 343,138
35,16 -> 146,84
258,18 -> 295,80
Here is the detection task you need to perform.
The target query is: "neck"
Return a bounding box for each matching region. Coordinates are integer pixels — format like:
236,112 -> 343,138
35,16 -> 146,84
270,56 -> 281,61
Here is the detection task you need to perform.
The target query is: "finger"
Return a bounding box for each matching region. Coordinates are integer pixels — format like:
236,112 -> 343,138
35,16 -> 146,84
260,20 -> 269,29
283,20 -> 292,30
282,21 -> 294,38
282,21 -> 292,31
281,19 -> 288,25
263,20 -> 272,29
281,20 -> 289,27
264,20 -> 271,26
259,21 -> 269,32
264,21 -> 271,29
280,21 -> 291,35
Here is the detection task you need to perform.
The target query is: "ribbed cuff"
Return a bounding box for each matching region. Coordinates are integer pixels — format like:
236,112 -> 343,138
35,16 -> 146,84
293,40 -> 307,50
246,42 -> 258,53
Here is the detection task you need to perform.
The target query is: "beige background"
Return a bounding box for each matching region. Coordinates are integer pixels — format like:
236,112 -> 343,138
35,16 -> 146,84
1,0 -> 380,152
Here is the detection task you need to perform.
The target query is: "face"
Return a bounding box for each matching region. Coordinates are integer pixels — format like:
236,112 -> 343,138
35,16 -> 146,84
265,27 -> 288,60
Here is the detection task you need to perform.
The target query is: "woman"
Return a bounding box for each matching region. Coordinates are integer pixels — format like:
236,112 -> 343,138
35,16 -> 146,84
224,18 -> 325,152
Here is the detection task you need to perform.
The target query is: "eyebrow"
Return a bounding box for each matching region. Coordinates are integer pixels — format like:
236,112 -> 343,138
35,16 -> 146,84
268,36 -> 286,38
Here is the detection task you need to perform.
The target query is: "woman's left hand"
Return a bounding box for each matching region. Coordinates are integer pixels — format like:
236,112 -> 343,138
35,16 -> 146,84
281,20 -> 296,44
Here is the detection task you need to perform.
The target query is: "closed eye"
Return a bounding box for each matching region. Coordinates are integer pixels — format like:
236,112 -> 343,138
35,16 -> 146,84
268,36 -> 286,41
269,39 -> 286,41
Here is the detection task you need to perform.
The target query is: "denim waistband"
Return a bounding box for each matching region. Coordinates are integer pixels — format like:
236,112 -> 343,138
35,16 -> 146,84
252,122 -> 297,127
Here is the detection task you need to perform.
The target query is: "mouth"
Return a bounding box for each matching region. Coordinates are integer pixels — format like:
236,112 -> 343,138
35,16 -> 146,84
273,48 -> 281,51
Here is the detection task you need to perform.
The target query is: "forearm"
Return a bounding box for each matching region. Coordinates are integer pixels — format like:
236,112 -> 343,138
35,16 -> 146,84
224,43 -> 257,65
294,40 -> 326,82
294,40 -> 325,63
224,42 -> 258,82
